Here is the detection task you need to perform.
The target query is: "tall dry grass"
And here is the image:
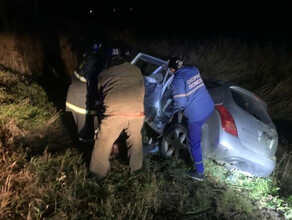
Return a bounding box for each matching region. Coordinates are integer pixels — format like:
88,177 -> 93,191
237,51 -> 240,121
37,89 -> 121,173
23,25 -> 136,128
0,33 -> 76,77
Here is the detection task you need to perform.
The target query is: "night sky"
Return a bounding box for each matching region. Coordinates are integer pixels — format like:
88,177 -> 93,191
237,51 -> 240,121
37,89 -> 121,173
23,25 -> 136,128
0,0 -> 291,43
83,0 -> 292,42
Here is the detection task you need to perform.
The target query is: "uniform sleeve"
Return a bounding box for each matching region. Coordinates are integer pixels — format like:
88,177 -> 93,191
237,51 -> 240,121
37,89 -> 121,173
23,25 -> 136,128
171,76 -> 187,112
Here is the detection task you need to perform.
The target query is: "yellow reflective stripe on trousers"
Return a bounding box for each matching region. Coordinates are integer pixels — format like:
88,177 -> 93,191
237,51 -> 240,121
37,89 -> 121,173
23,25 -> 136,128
74,71 -> 87,83
66,102 -> 88,114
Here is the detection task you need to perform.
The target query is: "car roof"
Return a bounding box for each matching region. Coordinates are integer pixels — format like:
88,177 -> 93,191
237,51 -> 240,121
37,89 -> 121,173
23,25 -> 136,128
131,53 -> 167,66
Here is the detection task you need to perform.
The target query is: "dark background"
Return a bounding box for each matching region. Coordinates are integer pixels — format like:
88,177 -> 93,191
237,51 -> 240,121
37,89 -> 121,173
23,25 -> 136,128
1,0 -> 291,43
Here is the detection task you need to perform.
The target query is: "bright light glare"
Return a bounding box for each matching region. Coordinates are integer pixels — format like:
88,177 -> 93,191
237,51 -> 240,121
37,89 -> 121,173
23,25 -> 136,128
89,10 -> 93,14
154,100 -> 159,109
221,141 -> 233,150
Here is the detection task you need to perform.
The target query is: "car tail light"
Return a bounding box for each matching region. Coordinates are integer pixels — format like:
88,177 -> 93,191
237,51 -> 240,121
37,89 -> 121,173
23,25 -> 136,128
215,105 -> 238,137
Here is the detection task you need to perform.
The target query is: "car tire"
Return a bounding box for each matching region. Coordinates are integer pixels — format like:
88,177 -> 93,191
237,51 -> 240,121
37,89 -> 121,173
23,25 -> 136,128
160,123 -> 192,163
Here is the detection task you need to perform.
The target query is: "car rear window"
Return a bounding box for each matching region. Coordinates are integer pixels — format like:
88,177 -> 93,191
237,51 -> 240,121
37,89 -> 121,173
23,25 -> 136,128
230,88 -> 272,125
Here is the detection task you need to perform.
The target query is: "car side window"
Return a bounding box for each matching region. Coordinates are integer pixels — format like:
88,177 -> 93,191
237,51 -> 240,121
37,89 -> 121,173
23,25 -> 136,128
131,53 -> 171,86
135,59 -> 160,76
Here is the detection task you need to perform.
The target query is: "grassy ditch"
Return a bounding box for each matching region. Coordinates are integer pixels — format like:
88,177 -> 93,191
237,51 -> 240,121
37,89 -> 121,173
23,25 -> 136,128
1,66 -> 292,219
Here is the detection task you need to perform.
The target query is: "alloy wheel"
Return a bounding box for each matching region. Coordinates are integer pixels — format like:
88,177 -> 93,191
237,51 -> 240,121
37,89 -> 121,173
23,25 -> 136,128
161,124 -> 189,158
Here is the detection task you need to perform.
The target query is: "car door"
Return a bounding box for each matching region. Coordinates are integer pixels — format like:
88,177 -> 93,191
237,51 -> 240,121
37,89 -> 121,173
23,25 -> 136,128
131,53 -> 169,121
156,68 -> 175,126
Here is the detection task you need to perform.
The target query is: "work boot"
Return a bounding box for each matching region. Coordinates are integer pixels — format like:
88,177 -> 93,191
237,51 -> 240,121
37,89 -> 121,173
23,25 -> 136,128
187,171 -> 204,181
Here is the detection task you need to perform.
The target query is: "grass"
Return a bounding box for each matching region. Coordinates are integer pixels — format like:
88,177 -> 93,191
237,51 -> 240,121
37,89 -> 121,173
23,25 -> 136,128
0,37 -> 292,219
204,159 -> 292,219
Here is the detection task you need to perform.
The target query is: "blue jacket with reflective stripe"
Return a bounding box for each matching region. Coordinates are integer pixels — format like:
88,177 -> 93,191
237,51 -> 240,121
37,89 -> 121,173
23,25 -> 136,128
171,66 -> 214,122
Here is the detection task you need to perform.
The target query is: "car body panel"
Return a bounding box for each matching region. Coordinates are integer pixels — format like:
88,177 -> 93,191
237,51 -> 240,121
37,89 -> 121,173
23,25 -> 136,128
131,53 -> 278,177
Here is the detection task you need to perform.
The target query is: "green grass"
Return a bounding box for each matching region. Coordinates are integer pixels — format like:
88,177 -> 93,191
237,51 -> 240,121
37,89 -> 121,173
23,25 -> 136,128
0,103 -> 53,129
1,37 -> 292,219
204,159 -> 292,219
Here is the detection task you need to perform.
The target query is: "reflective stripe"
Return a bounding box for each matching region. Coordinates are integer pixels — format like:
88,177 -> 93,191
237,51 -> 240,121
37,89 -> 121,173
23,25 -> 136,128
66,102 -> 88,114
66,102 -> 100,115
74,71 -> 87,83
195,160 -> 203,165
173,83 -> 204,98
106,112 -> 144,117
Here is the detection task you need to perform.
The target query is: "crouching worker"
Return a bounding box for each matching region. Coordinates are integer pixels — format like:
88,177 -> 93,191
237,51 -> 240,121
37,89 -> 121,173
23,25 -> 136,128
169,57 -> 214,181
89,48 -> 145,179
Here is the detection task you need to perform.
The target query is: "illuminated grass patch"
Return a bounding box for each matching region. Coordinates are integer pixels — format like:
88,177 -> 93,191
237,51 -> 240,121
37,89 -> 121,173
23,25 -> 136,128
204,159 -> 292,218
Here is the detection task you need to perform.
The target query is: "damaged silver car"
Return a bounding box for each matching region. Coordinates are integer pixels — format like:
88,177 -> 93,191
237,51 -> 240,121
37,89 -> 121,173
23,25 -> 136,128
131,53 -> 278,177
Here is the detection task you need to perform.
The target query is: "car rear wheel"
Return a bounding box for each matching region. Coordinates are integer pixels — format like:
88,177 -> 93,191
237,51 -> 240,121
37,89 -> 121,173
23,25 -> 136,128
160,123 -> 192,162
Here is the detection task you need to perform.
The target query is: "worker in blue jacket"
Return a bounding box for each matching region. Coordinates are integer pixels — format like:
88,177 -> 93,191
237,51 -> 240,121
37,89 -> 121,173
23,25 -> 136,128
169,57 -> 214,181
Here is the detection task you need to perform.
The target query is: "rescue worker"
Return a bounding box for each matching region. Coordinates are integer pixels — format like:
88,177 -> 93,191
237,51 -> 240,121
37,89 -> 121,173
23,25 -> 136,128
169,57 -> 214,181
65,40 -> 104,143
89,48 -> 145,179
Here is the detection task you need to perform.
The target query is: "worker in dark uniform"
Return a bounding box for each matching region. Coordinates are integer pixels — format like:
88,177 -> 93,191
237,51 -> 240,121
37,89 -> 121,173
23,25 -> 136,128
65,40 -> 105,143
169,57 -> 214,181
89,48 -> 145,179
